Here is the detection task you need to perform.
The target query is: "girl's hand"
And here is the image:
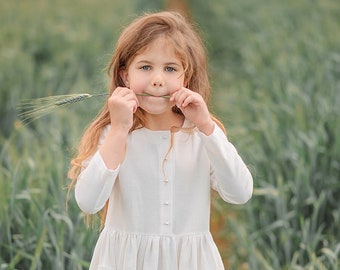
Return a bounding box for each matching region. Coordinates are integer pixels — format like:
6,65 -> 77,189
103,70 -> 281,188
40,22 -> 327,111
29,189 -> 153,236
170,88 -> 214,135
108,87 -> 139,133
99,87 -> 138,169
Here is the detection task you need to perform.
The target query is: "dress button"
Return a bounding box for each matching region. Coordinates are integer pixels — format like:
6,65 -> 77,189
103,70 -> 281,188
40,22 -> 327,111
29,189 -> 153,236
164,201 -> 169,205
164,178 -> 169,183
164,221 -> 170,225
162,135 -> 168,140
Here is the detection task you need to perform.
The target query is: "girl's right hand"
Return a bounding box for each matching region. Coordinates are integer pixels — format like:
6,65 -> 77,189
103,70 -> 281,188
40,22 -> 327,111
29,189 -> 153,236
108,87 -> 139,133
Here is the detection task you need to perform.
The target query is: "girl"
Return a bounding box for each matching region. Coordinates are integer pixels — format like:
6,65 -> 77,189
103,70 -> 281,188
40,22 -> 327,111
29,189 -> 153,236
68,11 -> 253,270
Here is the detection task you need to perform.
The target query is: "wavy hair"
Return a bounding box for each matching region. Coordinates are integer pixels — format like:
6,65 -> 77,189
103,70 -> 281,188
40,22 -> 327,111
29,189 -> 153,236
68,11 -> 226,226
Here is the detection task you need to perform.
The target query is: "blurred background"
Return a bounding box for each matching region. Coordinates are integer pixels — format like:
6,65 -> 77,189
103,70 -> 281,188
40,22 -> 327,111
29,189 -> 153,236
0,0 -> 339,269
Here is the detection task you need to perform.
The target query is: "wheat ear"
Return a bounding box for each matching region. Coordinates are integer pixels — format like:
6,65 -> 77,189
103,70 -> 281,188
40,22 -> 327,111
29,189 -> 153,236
17,93 -> 108,124
18,92 -> 171,123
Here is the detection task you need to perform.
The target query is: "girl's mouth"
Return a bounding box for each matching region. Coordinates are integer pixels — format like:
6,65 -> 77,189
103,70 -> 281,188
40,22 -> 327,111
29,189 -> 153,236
136,93 -> 170,99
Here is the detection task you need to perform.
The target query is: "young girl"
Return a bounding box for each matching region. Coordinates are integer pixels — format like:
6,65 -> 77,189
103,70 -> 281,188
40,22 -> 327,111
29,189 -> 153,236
68,11 -> 253,270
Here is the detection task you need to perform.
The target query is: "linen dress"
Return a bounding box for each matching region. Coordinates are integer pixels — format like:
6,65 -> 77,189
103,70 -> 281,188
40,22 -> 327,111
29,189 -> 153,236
75,120 -> 253,270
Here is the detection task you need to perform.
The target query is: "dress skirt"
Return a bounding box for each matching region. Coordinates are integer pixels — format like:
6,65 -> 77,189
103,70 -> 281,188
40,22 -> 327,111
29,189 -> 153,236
89,227 -> 225,270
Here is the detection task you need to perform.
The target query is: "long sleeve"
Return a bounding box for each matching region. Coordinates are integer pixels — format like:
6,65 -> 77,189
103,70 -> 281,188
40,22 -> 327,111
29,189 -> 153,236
199,123 -> 253,204
75,126 -> 120,214
75,151 -> 119,214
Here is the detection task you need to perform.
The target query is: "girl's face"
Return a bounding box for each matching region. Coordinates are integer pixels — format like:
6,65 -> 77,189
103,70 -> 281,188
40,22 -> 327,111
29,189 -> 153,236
121,37 -> 185,116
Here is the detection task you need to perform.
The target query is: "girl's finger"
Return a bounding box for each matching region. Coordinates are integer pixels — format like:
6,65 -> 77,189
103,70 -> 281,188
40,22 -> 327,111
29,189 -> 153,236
173,90 -> 189,107
112,87 -> 132,97
178,91 -> 197,108
182,95 -> 196,107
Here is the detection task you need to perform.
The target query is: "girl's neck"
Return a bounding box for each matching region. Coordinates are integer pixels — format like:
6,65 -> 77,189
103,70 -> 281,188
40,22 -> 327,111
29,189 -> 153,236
143,112 -> 184,131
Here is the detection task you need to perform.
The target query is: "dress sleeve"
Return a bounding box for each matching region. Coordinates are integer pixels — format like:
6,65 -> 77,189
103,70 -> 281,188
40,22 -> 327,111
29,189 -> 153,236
199,123 -> 253,204
75,126 -> 119,214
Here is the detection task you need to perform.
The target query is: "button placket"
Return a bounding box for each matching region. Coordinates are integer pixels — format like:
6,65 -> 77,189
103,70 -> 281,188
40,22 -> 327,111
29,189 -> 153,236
160,134 -> 173,234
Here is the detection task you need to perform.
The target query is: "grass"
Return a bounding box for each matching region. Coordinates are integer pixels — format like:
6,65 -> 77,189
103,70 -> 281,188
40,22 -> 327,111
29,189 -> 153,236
1,0 -> 339,269
192,0 -> 340,269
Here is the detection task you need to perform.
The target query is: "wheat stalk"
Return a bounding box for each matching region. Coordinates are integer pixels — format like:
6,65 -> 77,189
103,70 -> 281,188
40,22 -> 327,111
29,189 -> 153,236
17,93 -> 107,123
18,92 -> 170,123
136,93 -> 171,99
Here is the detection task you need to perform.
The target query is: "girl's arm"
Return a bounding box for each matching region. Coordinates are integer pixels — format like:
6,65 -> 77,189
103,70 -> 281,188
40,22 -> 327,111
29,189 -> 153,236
99,87 -> 138,169
75,127 -> 121,214
172,88 -> 252,203
199,124 -> 253,204
75,87 -> 138,214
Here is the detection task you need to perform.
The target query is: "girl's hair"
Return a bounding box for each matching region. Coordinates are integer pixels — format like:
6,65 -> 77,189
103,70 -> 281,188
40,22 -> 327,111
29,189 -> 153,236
68,11 -> 225,226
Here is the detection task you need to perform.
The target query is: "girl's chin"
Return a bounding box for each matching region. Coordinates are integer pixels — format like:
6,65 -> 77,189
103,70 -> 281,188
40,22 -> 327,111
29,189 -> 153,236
141,107 -> 172,115
138,98 -> 175,114
139,103 -> 173,115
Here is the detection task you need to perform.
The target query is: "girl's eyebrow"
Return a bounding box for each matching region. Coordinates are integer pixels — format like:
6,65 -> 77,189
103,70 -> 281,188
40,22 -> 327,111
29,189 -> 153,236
164,62 -> 181,67
136,60 -> 181,67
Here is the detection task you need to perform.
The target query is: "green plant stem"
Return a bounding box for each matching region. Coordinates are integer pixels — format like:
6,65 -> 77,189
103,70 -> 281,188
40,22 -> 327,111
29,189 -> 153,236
136,93 -> 170,99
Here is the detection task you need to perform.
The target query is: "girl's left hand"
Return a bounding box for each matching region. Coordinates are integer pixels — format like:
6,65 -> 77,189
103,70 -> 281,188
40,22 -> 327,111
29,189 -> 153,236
170,87 -> 215,135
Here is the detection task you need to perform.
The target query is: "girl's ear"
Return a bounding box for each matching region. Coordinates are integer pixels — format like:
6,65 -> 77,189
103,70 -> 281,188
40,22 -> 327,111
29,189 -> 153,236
119,70 -> 129,87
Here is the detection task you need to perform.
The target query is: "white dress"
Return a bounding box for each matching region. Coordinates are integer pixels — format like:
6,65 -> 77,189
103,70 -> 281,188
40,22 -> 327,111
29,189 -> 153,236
75,120 -> 253,270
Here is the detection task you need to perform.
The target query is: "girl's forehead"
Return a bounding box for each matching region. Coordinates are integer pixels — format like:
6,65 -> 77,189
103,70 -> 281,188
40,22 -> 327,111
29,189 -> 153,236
135,37 -> 182,61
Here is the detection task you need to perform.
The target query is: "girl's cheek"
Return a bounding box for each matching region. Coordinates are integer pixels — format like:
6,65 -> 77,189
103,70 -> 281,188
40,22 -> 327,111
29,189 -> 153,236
169,80 -> 184,93
129,82 -> 144,94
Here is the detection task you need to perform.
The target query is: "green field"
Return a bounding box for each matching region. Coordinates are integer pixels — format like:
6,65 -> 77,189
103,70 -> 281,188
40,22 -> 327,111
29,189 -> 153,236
1,0 -> 339,269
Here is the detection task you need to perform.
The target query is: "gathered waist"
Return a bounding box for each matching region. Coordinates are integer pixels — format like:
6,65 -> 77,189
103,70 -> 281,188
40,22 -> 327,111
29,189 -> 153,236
103,226 -> 212,239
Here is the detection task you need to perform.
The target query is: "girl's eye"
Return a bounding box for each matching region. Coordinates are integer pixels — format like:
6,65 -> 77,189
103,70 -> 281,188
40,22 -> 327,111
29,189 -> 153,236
165,66 -> 176,72
140,65 -> 151,71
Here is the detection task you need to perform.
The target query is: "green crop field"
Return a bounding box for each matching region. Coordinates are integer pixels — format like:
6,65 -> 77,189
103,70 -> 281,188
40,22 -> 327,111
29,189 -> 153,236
1,0 -> 339,269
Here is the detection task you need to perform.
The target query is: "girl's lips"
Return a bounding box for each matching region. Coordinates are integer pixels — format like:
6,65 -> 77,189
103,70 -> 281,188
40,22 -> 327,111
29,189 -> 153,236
136,93 -> 170,99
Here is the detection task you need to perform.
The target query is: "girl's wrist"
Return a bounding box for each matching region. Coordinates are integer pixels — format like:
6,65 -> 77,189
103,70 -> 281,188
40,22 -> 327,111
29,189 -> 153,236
109,120 -> 131,135
108,126 -> 129,139
99,127 -> 128,170
197,120 -> 215,136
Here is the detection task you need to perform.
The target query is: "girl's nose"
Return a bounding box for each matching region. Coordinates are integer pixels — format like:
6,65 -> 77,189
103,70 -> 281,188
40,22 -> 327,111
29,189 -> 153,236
153,81 -> 163,87
152,73 -> 164,87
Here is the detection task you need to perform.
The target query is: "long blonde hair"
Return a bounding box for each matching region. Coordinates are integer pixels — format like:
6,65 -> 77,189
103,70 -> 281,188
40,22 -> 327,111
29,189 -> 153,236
68,11 -> 225,226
